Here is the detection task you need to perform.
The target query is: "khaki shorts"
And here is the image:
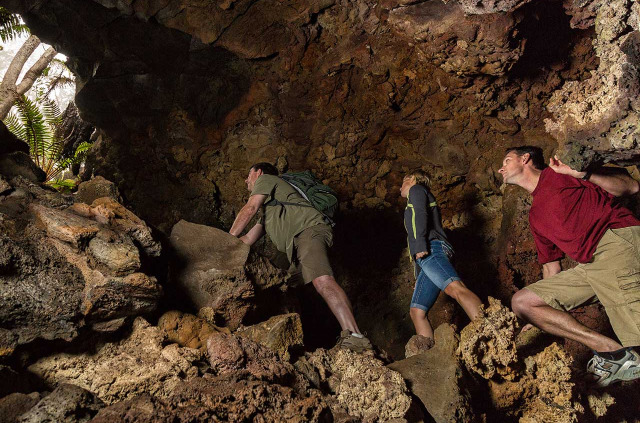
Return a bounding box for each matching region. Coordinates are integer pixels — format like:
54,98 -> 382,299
525,226 -> 640,347
289,224 -> 334,284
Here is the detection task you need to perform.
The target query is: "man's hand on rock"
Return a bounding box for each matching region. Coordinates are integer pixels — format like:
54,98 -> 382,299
549,155 -> 586,179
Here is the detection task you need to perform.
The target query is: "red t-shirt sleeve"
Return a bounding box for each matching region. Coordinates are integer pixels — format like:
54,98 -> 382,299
531,222 -> 563,264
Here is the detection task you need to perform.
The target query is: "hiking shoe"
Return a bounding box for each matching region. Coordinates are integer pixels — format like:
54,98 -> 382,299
586,348 -> 640,388
336,330 -> 372,353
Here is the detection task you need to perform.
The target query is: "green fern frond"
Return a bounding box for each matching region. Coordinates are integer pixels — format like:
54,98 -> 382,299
3,113 -> 27,140
4,94 -> 90,186
0,7 -> 29,42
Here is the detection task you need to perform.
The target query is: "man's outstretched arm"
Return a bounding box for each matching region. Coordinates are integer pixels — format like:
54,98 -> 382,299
549,155 -> 639,197
240,223 -> 265,246
229,194 -> 267,237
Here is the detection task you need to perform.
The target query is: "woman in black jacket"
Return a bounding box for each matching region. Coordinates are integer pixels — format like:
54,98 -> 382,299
401,170 -> 482,344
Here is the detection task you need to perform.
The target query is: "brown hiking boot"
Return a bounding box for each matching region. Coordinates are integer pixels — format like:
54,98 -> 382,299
336,330 -> 373,353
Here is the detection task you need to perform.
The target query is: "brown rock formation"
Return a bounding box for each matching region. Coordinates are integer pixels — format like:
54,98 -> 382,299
90,375 -> 331,423
305,348 -> 412,421
236,313 -> 304,361
546,0 -> 640,168
206,332 -> 299,386
390,324 -> 475,423
168,219 -> 256,329
404,334 -> 435,358
17,384 -> 103,423
158,310 -> 228,353
28,317 -> 203,405
457,297 -> 520,380
0,393 -> 41,423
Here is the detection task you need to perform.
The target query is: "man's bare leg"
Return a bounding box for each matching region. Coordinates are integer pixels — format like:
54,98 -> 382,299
444,280 -> 482,321
410,307 -> 434,339
312,275 -> 361,334
512,288 -> 622,352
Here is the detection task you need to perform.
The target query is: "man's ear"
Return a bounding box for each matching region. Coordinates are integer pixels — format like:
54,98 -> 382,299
522,153 -> 531,164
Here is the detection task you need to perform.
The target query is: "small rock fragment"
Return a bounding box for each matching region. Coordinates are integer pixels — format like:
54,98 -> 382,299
76,176 -> 121,205
405,334 -> 435,358
307,348 -> 411,421
237,313 -> 303,360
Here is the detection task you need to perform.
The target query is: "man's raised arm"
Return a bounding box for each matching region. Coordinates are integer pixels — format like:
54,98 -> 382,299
549,156 -> 639,197
229,194 -> 267,237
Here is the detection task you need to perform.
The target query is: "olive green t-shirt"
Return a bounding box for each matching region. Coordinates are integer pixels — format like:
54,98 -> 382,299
251,174 -> 326,262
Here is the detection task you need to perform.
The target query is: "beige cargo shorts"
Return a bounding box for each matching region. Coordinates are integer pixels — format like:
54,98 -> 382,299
525,226 -> 640,347
289,224 -> 334,284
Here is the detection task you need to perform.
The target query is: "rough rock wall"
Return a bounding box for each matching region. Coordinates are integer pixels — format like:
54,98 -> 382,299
546,0 -> 640,169
0,150 -> 163,358
4,0 -> 635,357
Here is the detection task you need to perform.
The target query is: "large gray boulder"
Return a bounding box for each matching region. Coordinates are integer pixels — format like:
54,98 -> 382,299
388,324 -> 475,423
169,220 -> 254,329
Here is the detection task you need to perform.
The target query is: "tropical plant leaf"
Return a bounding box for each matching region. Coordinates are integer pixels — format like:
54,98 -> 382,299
0,7 -> 29,42
3,112 -> 27,140
2,95 -> 90,185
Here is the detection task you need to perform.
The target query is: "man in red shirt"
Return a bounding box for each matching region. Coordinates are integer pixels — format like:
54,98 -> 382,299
499,146 -> 640,387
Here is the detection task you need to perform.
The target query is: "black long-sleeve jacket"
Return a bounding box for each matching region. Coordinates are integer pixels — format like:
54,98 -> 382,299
404,184 -> 449,273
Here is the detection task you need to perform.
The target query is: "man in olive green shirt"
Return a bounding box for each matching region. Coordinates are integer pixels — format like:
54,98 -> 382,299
229,162 -> 371,352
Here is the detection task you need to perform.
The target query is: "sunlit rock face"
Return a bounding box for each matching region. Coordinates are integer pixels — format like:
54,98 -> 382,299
546,0 -> 640,169
4,0 -> 637,358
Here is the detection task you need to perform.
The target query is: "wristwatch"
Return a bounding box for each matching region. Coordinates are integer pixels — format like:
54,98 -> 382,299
582,171 -> 592,181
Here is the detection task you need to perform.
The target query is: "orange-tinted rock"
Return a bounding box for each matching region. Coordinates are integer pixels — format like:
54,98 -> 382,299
158,310 -> 228,353
31,204 -> 100,248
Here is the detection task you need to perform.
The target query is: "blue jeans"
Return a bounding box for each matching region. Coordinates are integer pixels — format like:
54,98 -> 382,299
410,240 -> 459,312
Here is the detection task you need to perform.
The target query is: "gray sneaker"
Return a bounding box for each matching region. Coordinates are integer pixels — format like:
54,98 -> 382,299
336,330 -> 372,353
586,348 -> 640,388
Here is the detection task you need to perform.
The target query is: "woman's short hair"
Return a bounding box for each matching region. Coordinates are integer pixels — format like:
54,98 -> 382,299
405,169 -> 431,188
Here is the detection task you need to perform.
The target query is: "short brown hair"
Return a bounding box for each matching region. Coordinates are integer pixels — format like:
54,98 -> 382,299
505,146 -> 547,170
405,169 -> 431,188
250,162 -> 278,175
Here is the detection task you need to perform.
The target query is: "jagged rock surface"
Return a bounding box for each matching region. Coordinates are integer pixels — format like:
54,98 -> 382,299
17,384 -> 104,423
304,348 -> 411,421
206,332 -> 300,386
28,317 -> 203,405
388,1 -> 524,77
546,0 -> 640,168
89,375 -> 331,423
236,313 -> 304,361
457,297 -> 519,380
158,310 -> 228,353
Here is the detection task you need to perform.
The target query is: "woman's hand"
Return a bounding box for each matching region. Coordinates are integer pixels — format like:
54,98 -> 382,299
415,251 -> 429,259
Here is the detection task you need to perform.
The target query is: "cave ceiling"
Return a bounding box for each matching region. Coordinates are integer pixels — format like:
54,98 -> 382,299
1,0 -> 638,232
